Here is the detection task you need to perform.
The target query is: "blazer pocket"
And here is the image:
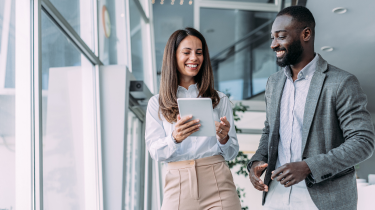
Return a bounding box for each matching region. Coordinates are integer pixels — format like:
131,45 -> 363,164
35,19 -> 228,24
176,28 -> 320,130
331,166 -> 355,181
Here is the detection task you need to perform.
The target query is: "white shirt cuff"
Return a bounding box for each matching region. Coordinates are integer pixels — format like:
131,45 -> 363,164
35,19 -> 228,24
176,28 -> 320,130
217,137 -> 232,151
167,132 -> 180,151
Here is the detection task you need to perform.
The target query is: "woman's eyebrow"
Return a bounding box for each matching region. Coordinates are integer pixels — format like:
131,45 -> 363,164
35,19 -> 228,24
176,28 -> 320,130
182,47 -> 203,50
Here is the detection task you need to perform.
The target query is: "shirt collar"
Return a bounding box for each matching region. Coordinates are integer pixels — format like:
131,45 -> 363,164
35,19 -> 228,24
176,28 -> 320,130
177,83 -> 198,98
283,53 -> 319,80
178,83 -> 198,91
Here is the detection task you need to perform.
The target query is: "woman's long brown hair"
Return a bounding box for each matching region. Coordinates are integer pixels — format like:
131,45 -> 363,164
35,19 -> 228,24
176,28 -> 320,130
159,27 -> 220,123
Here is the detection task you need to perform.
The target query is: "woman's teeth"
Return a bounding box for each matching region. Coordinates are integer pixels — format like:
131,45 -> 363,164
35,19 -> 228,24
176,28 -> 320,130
186,64 -> 198,68
276,51 -> 285,57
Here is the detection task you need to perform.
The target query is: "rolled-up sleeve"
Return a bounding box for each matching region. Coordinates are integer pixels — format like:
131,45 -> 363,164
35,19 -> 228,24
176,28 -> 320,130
217,96 -> 239,161
145,96 -> 180,162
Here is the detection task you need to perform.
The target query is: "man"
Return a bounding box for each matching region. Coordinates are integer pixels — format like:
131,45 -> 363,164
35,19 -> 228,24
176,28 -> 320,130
247,6 -> 375,210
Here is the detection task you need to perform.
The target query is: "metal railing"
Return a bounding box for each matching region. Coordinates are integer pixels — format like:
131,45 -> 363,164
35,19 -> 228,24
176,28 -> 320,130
211,18 -> 277,100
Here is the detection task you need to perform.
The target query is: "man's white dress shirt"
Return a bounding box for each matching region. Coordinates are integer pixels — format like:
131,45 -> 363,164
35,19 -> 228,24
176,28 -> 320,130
264,54 -> 319,210
145,84 -> 239,163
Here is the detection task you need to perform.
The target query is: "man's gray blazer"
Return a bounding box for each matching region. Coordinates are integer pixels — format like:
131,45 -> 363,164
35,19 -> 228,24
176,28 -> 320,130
248,54 -> 375,210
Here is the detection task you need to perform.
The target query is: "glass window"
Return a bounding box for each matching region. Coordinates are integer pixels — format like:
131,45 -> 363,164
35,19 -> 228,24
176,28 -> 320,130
203,0 -> 275,3
200,8 -> 277,99
49,0 -> 80,35
41,11 -> 91,209
49,0 -> 96,52
1,0 -> 15,89
129,0 -> 145,80
284,0 -> 292,7
152,1 -> 194,88
252,40 -> 277,95
41,13 -> 81,90
98,0 -> 128,65
0,0 -> 15,209
0,0 -> 4,49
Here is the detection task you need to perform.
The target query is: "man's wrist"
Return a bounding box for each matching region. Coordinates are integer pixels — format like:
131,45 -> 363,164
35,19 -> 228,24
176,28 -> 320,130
247,162 -> 253,173
249,161 -> 266,173
248,161 -> 258,173
302,160 -> 312,176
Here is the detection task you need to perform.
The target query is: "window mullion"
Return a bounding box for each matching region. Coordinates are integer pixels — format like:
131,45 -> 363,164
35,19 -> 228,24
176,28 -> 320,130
15,0 -> 42,209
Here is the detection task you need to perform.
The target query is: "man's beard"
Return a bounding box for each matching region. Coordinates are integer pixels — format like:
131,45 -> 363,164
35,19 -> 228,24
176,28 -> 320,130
275,40 -> 304,67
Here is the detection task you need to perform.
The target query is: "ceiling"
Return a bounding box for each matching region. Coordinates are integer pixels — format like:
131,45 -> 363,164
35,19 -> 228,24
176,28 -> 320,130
306,0 -> 375,113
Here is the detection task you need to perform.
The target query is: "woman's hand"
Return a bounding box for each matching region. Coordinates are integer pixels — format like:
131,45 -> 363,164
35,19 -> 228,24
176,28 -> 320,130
172,115 -> 201,143
215,116 -> 230,144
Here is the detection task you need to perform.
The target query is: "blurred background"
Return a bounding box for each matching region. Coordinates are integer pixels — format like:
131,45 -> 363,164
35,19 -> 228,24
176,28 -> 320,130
0,0 -> 374,209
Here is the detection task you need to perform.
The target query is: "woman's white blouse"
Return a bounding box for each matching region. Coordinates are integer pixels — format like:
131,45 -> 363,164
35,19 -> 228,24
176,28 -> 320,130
145,84 -> 239,163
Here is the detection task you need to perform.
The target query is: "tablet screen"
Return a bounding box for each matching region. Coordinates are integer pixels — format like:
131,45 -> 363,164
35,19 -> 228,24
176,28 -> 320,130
177,98 -> 216,137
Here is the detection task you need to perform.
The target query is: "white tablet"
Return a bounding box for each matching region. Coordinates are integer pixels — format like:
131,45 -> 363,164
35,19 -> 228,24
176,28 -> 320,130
177,98 -> 216,137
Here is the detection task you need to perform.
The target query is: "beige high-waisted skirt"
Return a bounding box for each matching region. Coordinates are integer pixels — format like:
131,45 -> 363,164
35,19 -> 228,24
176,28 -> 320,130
161,155 -> 242,210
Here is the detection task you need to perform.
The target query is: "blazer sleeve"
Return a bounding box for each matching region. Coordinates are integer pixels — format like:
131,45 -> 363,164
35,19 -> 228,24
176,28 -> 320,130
247,79 -> 270,172
304,75 -> 375,183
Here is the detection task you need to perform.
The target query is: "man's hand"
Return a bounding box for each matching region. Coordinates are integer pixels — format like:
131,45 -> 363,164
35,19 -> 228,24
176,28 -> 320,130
249,161 -> 268,192
271,161 -> 311,187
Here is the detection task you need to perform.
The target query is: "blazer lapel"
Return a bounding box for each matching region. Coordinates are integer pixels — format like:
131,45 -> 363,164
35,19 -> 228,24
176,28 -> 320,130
269,71 -> 286,154
271,74 -> 286,136
301,55 -> 328,154
265,71 -> 286,184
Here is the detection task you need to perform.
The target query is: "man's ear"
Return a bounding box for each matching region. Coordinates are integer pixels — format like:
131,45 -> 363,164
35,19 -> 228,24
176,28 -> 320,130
302,27 -> 312,42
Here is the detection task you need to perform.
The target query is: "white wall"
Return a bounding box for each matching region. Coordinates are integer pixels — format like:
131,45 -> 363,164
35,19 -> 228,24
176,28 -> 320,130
99,65 -> 132,209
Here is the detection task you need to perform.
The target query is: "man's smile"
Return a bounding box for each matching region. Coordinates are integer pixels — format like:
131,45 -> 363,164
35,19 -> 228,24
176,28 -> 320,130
276,50 -> 285,58
276,50 -> 286,58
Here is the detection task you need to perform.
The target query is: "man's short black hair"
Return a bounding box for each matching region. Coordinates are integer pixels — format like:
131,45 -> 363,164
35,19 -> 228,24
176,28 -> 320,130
277,6 -> 316,35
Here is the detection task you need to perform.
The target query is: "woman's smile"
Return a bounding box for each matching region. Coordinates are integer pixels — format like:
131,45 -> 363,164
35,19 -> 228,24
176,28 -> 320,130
185,63 -> 199,70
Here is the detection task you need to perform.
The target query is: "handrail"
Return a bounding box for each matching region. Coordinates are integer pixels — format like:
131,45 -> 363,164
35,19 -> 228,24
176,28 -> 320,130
210,19 -> 273,61
212,31 -> 269,65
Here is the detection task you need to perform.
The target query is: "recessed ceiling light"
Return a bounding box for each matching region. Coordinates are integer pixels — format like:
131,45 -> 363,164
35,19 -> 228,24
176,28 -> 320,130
332,7 -> 347,14
321,46 -> 334,52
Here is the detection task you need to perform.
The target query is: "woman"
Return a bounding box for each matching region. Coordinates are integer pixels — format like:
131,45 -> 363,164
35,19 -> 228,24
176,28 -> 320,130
145,27 -> 241,210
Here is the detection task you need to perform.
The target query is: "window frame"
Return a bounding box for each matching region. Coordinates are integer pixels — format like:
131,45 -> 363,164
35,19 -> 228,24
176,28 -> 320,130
14,0 -> 157,209
194,0 -> 282,30
15,0 -> 41,209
